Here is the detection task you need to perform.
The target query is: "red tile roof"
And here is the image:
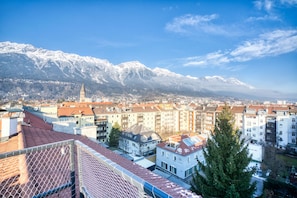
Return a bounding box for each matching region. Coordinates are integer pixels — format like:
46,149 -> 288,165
57,107 -> 94,117
158,134 -> 206,156
0,131 -> 25,197
23,111 -> 53,130
231,106 -> 245,114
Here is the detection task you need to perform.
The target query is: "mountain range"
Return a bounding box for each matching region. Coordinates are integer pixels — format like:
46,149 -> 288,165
0,41 -> 290,101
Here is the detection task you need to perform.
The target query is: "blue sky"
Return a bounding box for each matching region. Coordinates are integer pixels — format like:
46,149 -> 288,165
1,0 -> 297,95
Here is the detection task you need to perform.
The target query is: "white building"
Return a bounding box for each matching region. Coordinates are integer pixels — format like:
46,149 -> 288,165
118,124 -> 161,156
243,108 -> 266,144
288,107 -> 297,144
275,110 -> 290,148
242,105 -> 295,148
53,106 -> 97,141
156,134 -> 206,180
247,142 -> 263,169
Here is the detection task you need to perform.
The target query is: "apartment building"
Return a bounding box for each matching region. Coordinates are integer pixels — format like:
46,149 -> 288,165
175,104 -> 196,133
274,106 -> 297,147
92,105 -> 114,143
130,104 -> 159,131
243,107 -> 266,144
288,107 -> 297,144
118,124 -> 161,156
53,104 -> 97,140
156,134 -> 206,180
242,105 -> 296,148
158,103 -> 179,133
231,106 -> 245,134
194,105 -> 216,135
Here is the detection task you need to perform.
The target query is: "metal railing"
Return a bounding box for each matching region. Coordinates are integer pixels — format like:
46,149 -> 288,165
0,140 -> 177,198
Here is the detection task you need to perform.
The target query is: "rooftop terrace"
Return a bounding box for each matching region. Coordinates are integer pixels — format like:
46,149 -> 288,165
0,111 -> 200,197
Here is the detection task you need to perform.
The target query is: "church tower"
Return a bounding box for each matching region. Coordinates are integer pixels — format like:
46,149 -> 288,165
79,83 -> 86,102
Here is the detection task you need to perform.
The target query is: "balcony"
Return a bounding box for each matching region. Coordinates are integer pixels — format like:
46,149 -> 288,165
0,139 -> 199,198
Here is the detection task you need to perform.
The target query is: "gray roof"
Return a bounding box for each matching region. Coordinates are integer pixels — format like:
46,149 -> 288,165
121,124 -> 161,143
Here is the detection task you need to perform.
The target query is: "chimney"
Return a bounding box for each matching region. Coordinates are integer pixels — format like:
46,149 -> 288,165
1,116 -> 18,142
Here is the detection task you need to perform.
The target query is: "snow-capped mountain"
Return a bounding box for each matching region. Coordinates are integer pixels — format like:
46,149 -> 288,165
0,41 -> 262,100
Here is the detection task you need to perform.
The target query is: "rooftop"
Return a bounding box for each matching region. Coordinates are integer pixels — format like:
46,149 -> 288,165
158,134 -> 206,156
0,111 -> 200,198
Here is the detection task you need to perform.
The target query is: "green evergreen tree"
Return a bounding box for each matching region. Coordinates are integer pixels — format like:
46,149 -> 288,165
191,105 -> 256,198
108,122 -> 121,147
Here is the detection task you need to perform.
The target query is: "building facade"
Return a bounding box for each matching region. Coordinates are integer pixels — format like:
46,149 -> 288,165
156,134 -> 206,180
119,124 -> 161,156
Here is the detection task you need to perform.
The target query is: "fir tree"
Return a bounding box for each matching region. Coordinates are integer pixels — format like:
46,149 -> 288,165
108,122 -> 121,147
191,105 -> 256,198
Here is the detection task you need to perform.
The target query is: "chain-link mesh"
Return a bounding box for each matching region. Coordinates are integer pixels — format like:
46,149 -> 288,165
0,154 -> 23,197
0,140 -> 75,198
76,142 -> 148,198
1,140 -> 176,198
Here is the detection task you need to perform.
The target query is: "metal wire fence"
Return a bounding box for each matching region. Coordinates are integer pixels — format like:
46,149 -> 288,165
0,140 -> 75,198
0,140 -> 176,198
76,141 -> 147,198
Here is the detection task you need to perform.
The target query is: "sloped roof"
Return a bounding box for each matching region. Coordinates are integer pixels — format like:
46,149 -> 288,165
0,125 -> 24,197
23,111 -> 53,130
231,106 -> 245,114
121,124 -> 161,143
57,107 -> 94,117
157,134 -> 206,156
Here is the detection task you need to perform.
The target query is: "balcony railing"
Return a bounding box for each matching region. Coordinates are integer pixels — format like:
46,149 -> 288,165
0,140 -> 181,198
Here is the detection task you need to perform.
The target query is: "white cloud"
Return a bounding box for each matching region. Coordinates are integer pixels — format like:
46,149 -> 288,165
230,30 -> 297,61
183,29 -> 297,67
280,0 -> 297,5
254,0 -> 274,11
165,14 -> 218,33
246,14 -> 280,22
184,51 -> 230,67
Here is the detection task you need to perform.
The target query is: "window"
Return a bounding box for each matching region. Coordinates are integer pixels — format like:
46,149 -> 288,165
293,125 -> 296,129
161,162 -> 168,170
185,167 -> 195,177
260,126 -> 263,129
279,131 -> 282,135
293,118 -> 296,122
292,132 -> 296,137
170,166 -> 177,174
173,155 -> 176,161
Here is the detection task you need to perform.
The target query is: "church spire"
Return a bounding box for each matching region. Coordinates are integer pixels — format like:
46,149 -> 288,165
79,83 -> 86,102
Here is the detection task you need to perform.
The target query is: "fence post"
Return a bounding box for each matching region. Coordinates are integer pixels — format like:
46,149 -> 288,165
70,140 -> 76,198
76,141 -> 84,197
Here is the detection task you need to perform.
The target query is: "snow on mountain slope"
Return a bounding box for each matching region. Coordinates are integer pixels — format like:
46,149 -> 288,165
0,41 -> 255,98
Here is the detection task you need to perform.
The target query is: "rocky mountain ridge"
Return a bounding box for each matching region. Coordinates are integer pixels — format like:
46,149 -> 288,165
0,41 -> 286,101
